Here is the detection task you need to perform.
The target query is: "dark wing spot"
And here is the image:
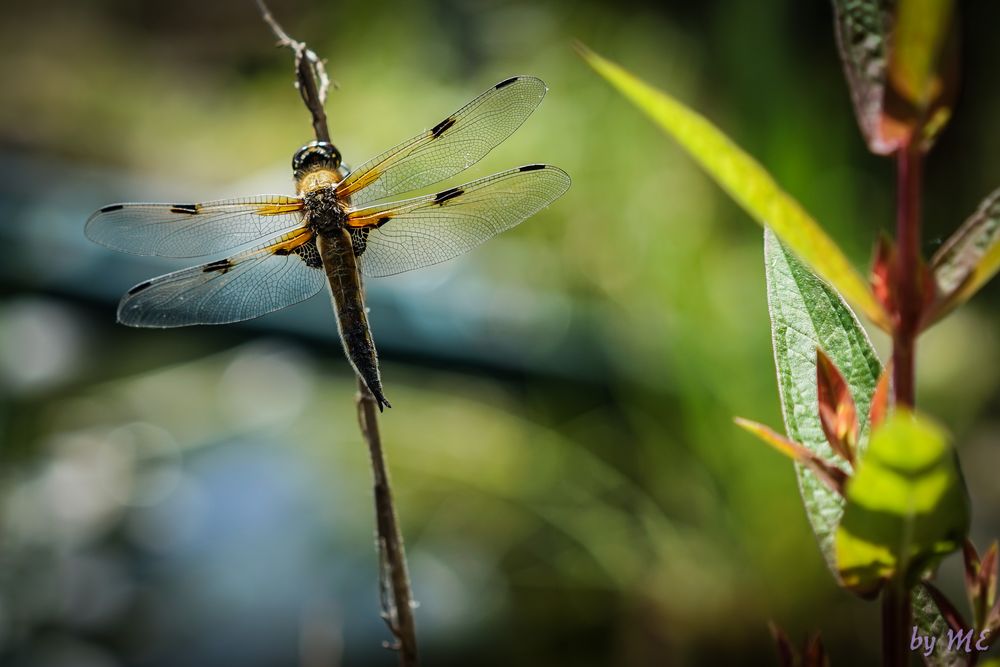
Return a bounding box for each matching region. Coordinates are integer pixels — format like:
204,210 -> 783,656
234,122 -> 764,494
202,259 -> 232,274
430,116 -> 457,139
376,216 -> 390,227
295,238 -> 323,268
273,248 -> 292,256
495,76 -> 518,89
127,280 -> 153,295
349,228 -> 370,257
99,204 -> 124,213
518,164 -> 546,172
170,204 -> 199,215
433,187 -> 464,205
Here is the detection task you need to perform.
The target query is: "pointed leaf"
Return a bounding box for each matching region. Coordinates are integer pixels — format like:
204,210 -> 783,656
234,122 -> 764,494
768,621 -> 796,667
802,633 -> 830,667
913,584 -> 972,667
965,539 -> 982,604
835,410 -> 970,594
869,365 -> 892,429
579,44 -> 891,331
929,187 -> 1000,323
816,348 -> 860,465
831,0 -> 958,153
871,234 -> 897,316
965,540 -> 999,629
735,417 -> 847,496
872,230 -> 939,329
765,228 -> 883,574
983,543 -> 998,617
884,0 -> 959,150
989,593 -> 1000,636
830,0 -> 896,153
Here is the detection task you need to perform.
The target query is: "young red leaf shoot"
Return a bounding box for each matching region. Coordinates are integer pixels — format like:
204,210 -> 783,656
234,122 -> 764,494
869,365 -> 893,430
816,348 -> 860,465
768,621 -> 796,667
872,234 -> 896,321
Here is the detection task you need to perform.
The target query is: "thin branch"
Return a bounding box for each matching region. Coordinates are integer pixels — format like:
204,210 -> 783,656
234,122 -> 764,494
256,0 -> 331,143
357,377 -> 419,665
255,2 -> 418,664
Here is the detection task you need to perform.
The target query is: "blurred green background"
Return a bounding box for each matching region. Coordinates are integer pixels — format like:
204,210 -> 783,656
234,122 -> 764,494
1,0 -> 999,665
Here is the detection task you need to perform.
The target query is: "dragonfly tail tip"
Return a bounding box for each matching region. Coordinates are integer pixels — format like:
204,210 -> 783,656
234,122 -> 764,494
371,389 -> 391,412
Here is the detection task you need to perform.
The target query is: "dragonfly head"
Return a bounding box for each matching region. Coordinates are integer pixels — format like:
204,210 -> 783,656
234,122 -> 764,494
292,141 -> 342,180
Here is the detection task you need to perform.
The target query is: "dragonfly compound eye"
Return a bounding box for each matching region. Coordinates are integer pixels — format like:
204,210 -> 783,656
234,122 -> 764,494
292,141 -> 342,175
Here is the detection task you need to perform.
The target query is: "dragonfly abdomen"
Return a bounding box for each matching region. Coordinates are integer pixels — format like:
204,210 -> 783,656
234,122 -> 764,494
317,229 -> 390,411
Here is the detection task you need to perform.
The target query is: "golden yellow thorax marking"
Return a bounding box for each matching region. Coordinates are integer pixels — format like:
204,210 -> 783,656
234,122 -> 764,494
297,168 -> 341,195
336,166 -> 381,197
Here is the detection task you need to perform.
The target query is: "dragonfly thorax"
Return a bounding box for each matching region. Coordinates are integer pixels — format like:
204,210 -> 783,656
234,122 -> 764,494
304,185 -> 348,234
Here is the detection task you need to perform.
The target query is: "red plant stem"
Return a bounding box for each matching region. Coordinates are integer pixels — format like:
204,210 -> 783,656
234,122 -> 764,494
882,144 -> 923,667
892,145 -> 923,409
882,583 -> 912,667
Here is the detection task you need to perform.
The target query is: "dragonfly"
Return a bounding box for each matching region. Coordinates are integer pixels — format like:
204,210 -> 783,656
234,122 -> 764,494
86,76 -> 570,411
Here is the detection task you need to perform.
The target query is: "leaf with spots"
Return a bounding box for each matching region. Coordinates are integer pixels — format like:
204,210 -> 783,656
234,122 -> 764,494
912,584 -> 971,667
765,227 -> 882,575
928,186 -> 1000,324
831,0 -> 895,153
831,0 -> 959,153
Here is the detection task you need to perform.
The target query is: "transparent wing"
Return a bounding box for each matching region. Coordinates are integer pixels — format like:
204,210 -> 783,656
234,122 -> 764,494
336,76 -> 546,208
346,165 -> 570,278
86,195 -> 305,258
117,228 -> 325,327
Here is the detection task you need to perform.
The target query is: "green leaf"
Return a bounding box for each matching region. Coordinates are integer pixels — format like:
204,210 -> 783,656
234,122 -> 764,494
884,0 -> 959,150
578,44 -> 891,331
835,410 -> 970,594
765,228 -> 882,574
888,0 -> 957,108
912,584 -> 971,667
831,0 -> 958,153
830,0 -> 895,153
929,187 -> 1000,323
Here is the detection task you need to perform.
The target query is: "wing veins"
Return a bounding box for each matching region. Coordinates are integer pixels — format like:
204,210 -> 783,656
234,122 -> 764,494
336,77 -> 547,207
86,196 -> 305,258
346,165 -> 570,278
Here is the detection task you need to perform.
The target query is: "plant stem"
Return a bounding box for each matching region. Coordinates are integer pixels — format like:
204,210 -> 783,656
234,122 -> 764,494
357,379 -> 419,665
892,145 -> 923,408
882,144 -> 923,666
881,583 -> 912,667
257,2 -> 419,664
